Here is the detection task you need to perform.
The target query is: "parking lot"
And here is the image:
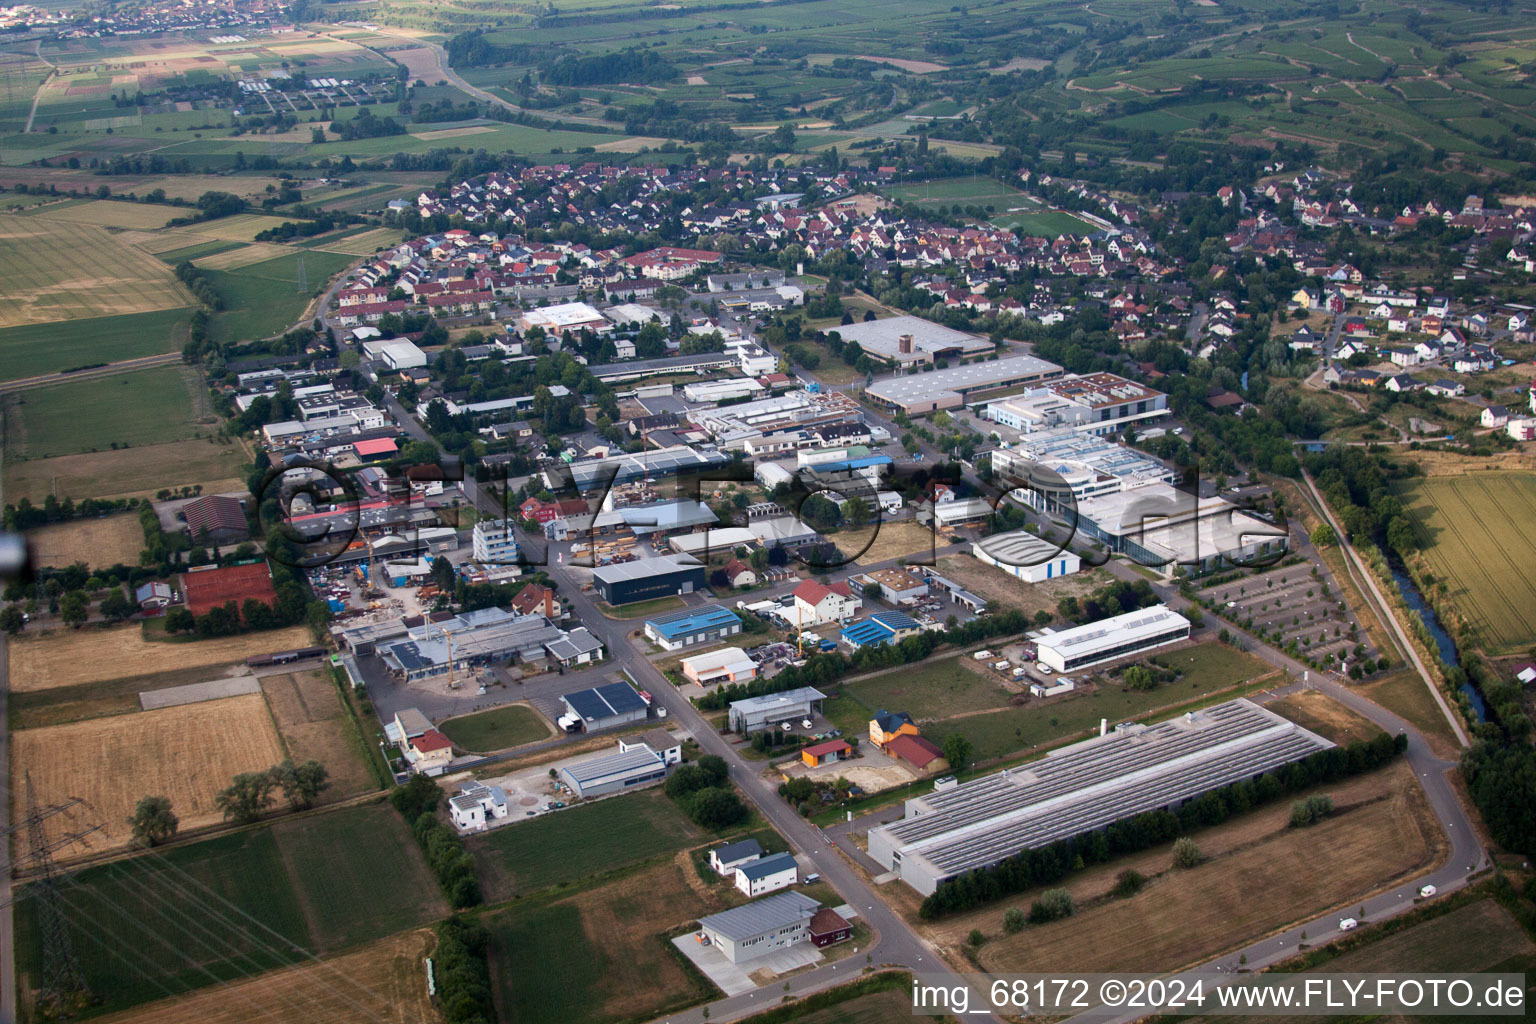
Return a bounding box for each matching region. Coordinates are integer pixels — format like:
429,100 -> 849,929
1203,563 -> 1376,673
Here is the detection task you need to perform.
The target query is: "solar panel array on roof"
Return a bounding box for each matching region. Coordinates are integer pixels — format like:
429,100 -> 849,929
564,681 -> 647,721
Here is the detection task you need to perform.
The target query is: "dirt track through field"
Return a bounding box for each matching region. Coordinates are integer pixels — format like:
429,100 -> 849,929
7,624 -> 312,691
95,929 -> 439,1024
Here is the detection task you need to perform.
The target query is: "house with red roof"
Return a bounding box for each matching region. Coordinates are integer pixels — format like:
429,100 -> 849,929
353,437 -> 398,460
408,729 -> 454,772
792,579 -> 861,626
887,733 -> 946,771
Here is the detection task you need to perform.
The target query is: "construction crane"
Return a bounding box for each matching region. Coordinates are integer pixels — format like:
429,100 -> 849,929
441,625 -> 458,689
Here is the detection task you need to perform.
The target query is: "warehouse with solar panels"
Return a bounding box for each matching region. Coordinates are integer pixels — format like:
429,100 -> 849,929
867,699 -> 1333,895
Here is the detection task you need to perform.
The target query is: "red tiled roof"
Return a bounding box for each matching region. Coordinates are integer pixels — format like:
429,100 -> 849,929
888,734 -> 944,769
803,739 -> 851,758
413,729 -> 452,753
809,908 -> 850,938
353,438 -> 398,457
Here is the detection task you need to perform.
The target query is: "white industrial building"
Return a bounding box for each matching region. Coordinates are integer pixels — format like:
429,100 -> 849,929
362,338 -> 428,370
1066,484 -> 1289,576
683,377 -> 766,403
520,301 -> 611,334
696,891 -> 822,964
559,745 -> 669,798
1034,605 -> 1190,673
864,354 -> 1063,415
984,373 -> 1167,436
868,699 -> 1333,895
972,531 -> 1081,582
831,315 -> 993,367
989,431 -> 1175,510
728,687 -> 827,734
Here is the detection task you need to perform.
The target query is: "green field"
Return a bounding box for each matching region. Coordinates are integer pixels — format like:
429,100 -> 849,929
470,789 -> 702,899
946,641 -> 1270,760
205,249 -> 355,345
15,802 -> 444,1017
597,595 -> 687,619
840,656 -> 1013,722
1394,473 -> 1536,653
2,365 -> 205,460
992,210 -> 1098,237
887,176 -> 1023,206
438,703 -> 550,753
0,306 -> 191,383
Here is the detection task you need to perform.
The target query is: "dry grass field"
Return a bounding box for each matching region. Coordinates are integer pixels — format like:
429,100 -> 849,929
8,623 -> 312,691
191,241 -> 294,270
95,928 -> 439,1024
411,124 -> 498,141
836,521 -> 943,564
178,213 -> 300,242
0,220 -> 189,328
30,200 -> 183,230
313,227 -> 404,255
935,554 -> 1113,617
260,670 -> 375,801
2,437 -> 250,503
1265,690 -> 1386,745
23,513 -> 144,569
956,760 -> 1441,973
12,694 -> 286,856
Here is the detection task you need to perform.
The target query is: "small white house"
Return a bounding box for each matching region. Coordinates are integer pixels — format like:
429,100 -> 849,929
449,781 -> 509,832
734,851 -> 798,897
1482,405 -> 1510,428
619,729 -> 683,766
709,838 -> 763,876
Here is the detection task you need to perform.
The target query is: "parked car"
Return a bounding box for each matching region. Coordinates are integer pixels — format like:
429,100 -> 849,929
1338,917 -> 1358,931
1418,884 -> 1437,898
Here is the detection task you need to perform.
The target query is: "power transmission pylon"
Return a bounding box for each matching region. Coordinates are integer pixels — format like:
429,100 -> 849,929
295,250 -> 307,293
2,775 -> 103,1015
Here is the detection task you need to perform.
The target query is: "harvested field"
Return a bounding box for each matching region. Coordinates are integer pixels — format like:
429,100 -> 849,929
2,437 -> 250,503
191,241 -> 294,270
94,929 -> 439,1024
313,227 -> 404,255
592,135 -> 668,152
967,760 -> 1441,973
935,555 -> 1113,617
30,200 -> 182,230
23,512 -> 143,569
9,663 -> 254,731
411,124 -> 498,140
163,213 -> 294,242
260,670 -> 376,801
0,219 -> 189,328
1266,690 -> 1385,745
11,694 -> 286,857
7,623 -> 312,691
488,858 -> 719,1024
836,521 -> 943,565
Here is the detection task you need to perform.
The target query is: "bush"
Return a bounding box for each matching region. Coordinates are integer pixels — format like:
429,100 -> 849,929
1171,837 -> 1203,869
1002,907 -> 1026,933
1028,888 -> 1074,923
687,786 -> 748,829
1289,793 -> 1334,828
967,928 -> 986,946
1111,868 -> 1145,897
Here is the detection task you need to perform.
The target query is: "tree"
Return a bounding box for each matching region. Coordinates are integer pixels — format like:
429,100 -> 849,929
687,786 -> 747,829
1123,665 -> 1156,691
164,606 -> 195,633
0,606 -> 24,634
1171,836 -> 1203,869
272,759 -> 329,810
216,771 -> 276,823
941,733 -> 973,772
1309,523 -> 1337,548
59,590 -> 89,628
100,587 -> 133,621
127,795 -> 178,847
1028,888 -> 1075,923
1002,907 -> 1026,933
841,496 -> 871,528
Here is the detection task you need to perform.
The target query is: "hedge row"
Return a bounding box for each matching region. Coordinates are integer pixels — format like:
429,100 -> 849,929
434,917 -> 494,1024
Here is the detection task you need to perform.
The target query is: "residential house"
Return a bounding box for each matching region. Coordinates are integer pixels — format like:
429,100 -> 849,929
735,851 -> 799,897
1482,405 -> 1510,428
710,838 -> 763,876
792,579 -> 861,626
449,781 -> 509,831
869,709 -> 919,751
134,582 -> 173,611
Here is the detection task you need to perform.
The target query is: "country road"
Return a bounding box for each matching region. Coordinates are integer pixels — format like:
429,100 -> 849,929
0,352 -> 183,395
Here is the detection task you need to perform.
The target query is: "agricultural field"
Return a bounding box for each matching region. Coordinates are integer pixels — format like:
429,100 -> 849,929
485,858 -> 719,1024
2,436 -> 251,504
204,249 -> 356,344
22,512 -> 145,569
27,199 -> 184,230
6,623 -> 313,691
15,805 -> 444,1018
835,521 -> 941,564
1393,472 -> 1536,653
470,788 -> 704,900
437,702 -> 552,753
0,218 -> 190,329
260,670 -> 379,801
911,757 -> 1440,969
94,929 -> 440,1024
0,290 -> 189,382
10,693 -> 287,857
1,365 -> 211,460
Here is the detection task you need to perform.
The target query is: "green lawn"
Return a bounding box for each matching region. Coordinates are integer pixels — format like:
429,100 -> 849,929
155,239 -> 248,264
841,656 -> 1013,722
945,641 -> 1270,761
16,829 -> 311,1017
271,802 -> 446,952
0,306 -> 191,383
438,703 -> 550,753
992,209 -> 1098,237
469,789 -> 702,900
3,364 -> 203,459
205,249 -> 355,345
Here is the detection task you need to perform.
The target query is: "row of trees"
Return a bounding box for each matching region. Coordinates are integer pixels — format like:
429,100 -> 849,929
920,733 -> 1407,918
390,775 -> 482,908
216,760 -> 329,824
434,918 -> 495,1024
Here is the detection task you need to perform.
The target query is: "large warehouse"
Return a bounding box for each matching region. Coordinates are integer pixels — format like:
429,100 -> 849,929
590,555 -> 707,605
696,891 -> 823,964
560,681 -> 651,732
1033,605 -> 1190,672
972,531 -> 1082,583
868,699 -> 1333,895
831,315 -> 993,367
643,605 -> 744,651
559,746 -> 669,798
865,354 -> 1063,415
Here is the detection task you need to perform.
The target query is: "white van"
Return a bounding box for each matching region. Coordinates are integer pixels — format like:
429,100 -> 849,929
1418,884 -> 1437,898
1338,918 -> 1358,931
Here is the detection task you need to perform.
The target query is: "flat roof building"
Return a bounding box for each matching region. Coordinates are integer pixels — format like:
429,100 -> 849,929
520,301 -> 611,334
644,605 -> 743,651
831,315 -> 993,367
681,647 -> 758,687
729,686 -> 827,734
590,555 -> 707,606
559,746 -> 669,798
973,531 -> 1081,583
984,373 -> 1167,437
1034,605 -> 1190,673
840,611 -> 923,650
868,699 -> 1333,894
865,354 -> 1063,415
696,891 -> 822,964
1067,484 -> 1289,576
561,681 -> 650,732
